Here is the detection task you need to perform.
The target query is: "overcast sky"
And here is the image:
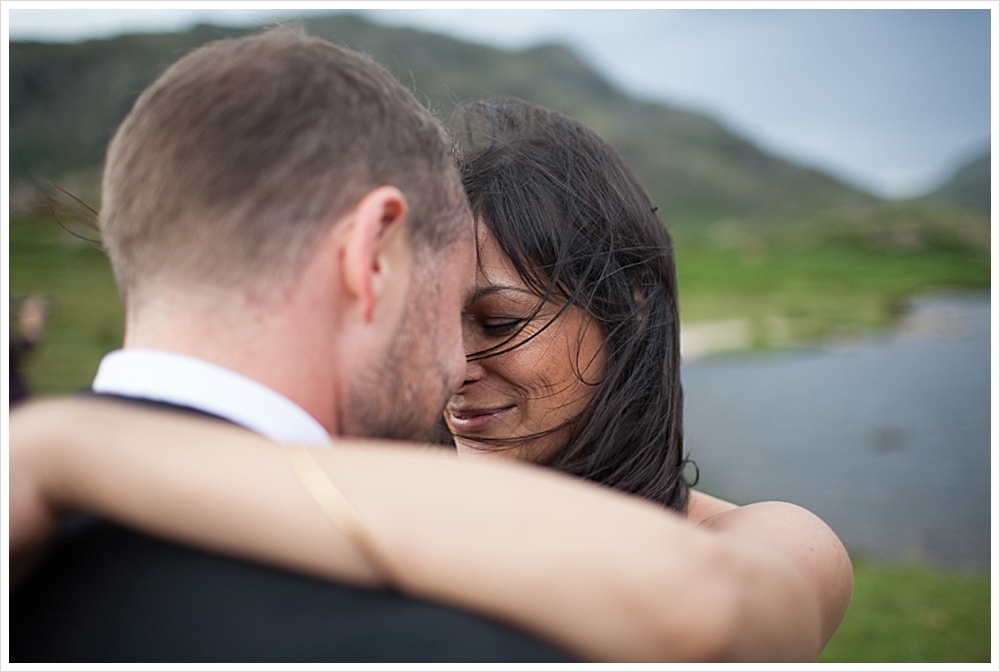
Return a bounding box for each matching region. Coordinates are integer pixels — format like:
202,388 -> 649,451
5,4 -> 995,199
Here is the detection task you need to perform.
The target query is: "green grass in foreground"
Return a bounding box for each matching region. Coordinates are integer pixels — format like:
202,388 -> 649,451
820,558 -> 992,662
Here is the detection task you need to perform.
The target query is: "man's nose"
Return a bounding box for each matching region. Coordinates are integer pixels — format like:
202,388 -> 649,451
447,345 -> 467,392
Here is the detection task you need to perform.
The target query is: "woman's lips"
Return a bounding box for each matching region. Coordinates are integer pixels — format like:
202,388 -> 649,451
446,406 -> 513,434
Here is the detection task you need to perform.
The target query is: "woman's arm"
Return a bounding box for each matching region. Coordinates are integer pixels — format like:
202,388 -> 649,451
11,397 -> 832,662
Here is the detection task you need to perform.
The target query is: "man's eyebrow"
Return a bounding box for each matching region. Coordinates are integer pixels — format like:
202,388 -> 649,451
470,284 -> 539,302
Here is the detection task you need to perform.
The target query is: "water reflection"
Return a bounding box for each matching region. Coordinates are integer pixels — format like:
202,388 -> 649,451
682,292 -> 992,570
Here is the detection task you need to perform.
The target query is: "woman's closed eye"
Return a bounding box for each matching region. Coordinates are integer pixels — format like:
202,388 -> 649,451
465,286 -> 545,340
481,317 -> 526,337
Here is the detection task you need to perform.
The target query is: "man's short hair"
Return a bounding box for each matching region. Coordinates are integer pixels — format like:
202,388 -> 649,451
101,28 -> 468,299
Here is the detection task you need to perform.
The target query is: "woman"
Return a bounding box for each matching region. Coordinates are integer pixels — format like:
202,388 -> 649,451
444,98 -> 736,526
9,101 -> 851,662
445,99 -> 687,511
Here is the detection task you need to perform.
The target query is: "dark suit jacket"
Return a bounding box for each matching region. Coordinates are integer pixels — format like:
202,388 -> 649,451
9,396 -> 571,662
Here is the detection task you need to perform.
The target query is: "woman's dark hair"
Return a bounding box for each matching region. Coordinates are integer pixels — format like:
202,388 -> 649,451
449,98 -> 691,512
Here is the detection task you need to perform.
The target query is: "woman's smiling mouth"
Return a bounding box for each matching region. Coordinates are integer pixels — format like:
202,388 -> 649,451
446,406 -> 514,433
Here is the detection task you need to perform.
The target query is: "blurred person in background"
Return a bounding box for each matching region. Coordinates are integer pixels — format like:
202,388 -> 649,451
9,294 -> 49,406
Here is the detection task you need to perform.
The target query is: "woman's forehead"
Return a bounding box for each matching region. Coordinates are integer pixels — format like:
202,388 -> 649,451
473,218 -> 555,301
475,228 -> 517,281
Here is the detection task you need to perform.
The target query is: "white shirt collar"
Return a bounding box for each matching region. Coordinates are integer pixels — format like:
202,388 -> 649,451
92,349 -> 330,445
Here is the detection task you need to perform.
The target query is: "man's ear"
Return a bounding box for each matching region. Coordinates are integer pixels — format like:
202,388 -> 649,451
341,186 -> 411,323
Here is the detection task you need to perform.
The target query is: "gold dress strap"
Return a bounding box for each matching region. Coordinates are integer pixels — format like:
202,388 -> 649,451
283,445 -> 399,589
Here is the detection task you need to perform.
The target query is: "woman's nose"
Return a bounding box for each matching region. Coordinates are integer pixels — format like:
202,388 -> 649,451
462,356 -> 485,386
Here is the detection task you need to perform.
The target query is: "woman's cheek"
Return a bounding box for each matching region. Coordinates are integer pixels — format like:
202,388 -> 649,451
505,340 -> 558,393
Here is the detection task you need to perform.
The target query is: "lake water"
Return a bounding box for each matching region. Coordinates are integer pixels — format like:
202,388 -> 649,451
681,292 -> 993,571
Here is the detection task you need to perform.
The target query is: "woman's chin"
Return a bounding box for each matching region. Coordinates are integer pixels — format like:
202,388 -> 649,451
454,440 -> 522,461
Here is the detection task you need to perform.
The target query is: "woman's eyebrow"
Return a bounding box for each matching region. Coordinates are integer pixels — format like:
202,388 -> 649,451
471,284 -> 539,302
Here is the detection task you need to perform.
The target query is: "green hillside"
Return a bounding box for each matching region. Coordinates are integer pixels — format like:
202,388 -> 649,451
9,13 -> 878,225
919,151 -> 991,213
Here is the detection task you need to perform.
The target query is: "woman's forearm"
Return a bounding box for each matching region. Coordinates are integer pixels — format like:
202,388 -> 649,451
11,398 -> 382,587
11,398 -> 822,661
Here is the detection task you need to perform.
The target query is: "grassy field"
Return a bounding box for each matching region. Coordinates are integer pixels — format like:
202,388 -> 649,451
674,219 -> 991,349
820,558 -> 992,662
7,210 -> 994,662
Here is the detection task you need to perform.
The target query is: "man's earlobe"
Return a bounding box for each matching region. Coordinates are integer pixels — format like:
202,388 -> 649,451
341,186 -> 410,323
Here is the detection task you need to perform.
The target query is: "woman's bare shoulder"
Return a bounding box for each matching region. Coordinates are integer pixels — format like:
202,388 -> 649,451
685,490 -> 739,524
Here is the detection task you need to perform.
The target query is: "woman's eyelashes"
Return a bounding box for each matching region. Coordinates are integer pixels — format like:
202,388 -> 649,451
465,290 -> 546,341
481,317 -> 527,337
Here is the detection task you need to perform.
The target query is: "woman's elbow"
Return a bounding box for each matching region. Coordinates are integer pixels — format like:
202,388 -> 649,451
725,541 -> 825,661
643,540 -> 823,662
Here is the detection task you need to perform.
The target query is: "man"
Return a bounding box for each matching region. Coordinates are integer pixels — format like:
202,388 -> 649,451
9,295 -> 49,405
10,28 -> 568,662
